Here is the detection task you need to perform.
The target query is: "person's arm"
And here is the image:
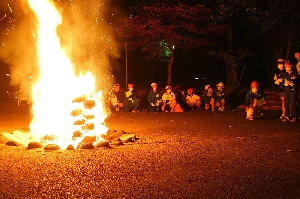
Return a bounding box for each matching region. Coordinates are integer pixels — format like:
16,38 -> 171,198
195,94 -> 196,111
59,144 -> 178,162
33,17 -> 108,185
245,91 -> 251,106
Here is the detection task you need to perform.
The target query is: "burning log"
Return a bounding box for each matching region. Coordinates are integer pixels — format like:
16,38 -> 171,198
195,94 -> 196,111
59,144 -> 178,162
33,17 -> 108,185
42,135 -> 56,141
72,96 -> 86,103
74,119 -> 86,125
95,140 -> 110,148
27,141 -> 44,150
83,100 -> 95,109
76,142 -> 94,149
44,144 -> 60,150
102,129 -> 125,143
81,136 -> 96,143
72,130 -> 82,138
70,109 -> 83,117
6,141 -> 20,146
83,114 -> 94,120
118,134 -> 136,143
81,123 -> 94,130
110,138 -> 123,146
66,144 -> 75,150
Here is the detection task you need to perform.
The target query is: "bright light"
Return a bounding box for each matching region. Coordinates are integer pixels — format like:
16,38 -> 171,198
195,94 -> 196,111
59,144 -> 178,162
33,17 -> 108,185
195,77 -> 198,80
27,0 -> 108,149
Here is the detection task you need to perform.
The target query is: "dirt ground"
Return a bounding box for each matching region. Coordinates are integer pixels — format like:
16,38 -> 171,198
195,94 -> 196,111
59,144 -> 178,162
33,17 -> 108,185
0,103 -> 300,198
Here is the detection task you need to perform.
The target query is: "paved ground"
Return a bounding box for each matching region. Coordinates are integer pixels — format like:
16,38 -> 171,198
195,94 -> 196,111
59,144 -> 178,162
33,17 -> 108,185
0,103 -> 300,198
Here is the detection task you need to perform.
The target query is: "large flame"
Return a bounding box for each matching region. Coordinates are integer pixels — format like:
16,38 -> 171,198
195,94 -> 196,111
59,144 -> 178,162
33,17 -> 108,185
27,0 -> 107,149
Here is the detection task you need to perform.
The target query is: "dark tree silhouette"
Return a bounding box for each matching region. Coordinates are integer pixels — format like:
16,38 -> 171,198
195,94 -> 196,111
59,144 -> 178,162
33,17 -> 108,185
116,2 -> 225,86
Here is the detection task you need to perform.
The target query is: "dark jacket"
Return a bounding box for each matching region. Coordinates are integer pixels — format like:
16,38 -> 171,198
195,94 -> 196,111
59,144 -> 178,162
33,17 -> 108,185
148,89 -> 162,104
274,69 -> 286,93
245,89 -> 266,106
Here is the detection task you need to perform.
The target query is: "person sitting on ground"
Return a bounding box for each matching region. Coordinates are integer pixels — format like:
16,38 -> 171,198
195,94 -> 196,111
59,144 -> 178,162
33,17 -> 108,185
274,58 -> 286,119
147,82 -> 163,112
107,83 -> 124,111
124,83 -> 139,112
186,88 -> 201,110
282,61 -> 298,122
245,81 -> 267,120
162,86 -> 176,112
214,82 -> 226,111
295,52 -> 300,120
173,85 -> 188,111
203,85 -> 215,111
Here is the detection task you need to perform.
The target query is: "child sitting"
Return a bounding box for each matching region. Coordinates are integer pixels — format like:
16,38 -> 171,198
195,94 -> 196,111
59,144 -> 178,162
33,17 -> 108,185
214,82 -> 226,111
203,85 -> 215,111
124,84 -> 139,112
245,81 -> 267,120
162,86 -> 176,112
186,88 -> 201,110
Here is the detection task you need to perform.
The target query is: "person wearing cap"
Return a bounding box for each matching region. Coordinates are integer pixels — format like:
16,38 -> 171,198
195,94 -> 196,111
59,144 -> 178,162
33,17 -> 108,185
245,81 -> 266,120
107,83 -> 124,111
295,52 -> 300,120
124,83 -> 139,112
274,58 -> 286,119
147,82 -> 163,112
162,86 -> 176,112
214,82 -> 226,111
186,88 -> 201,110
282,61 -> 298,122
203,85 -> 215,111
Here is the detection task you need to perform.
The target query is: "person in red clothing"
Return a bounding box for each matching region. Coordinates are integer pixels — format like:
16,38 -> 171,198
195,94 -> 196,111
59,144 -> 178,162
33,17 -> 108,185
245,81 -> 267,120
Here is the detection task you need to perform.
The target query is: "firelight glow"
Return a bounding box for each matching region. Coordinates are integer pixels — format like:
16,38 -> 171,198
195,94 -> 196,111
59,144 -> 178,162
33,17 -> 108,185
27,0 -> 107,149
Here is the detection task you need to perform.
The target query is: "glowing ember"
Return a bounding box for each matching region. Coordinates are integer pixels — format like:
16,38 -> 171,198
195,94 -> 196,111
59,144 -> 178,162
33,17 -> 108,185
27,0 -> 107,149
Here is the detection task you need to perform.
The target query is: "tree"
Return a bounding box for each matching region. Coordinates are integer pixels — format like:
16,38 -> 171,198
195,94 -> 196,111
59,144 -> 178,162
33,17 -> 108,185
202,0 -> 257,88
116,2 -> 225,86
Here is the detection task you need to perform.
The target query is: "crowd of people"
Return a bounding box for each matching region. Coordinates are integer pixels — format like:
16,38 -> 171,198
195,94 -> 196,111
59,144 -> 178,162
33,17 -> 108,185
107,51 -> 300,122
106,81 -> 226,113
245,51 -> 300,121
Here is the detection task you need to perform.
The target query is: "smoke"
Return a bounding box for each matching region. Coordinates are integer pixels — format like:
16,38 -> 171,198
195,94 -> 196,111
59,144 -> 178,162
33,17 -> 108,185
0,0 -> 120,96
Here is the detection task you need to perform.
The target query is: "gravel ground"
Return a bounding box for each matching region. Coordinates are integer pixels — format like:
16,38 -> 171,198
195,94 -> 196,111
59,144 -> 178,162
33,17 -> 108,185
0,104 -> 300,198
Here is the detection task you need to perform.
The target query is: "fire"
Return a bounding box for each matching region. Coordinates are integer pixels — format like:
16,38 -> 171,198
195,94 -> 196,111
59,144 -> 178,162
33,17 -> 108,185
27,0 -> 108,149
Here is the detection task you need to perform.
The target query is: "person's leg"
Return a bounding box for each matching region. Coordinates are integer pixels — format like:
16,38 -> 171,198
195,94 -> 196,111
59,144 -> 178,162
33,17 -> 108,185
252,98 -> 258,109
290,90 -> 297,121
284,89 -> 290,121
280,95 -> 285,119
215,101 -> 221,110
196,99 -> 201,108
205,103 -> 209,110
133,99 -> 139,111
210,97 -> 215,111
220,99 -> 225,111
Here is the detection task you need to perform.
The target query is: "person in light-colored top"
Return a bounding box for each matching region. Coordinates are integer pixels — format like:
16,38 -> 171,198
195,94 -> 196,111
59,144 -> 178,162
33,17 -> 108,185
186,88 -> 201,110
162,86 -> 176,112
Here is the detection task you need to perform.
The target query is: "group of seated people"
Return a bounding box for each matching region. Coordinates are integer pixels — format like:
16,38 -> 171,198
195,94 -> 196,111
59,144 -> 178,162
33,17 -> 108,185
107,82 -> 227,112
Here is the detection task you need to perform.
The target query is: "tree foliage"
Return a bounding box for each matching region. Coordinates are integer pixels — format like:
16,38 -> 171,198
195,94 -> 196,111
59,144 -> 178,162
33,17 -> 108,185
116,2 -> 226,85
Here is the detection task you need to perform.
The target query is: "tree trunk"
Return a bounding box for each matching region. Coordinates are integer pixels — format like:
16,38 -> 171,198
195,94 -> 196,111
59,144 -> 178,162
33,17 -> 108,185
226,16 -> 235,88
228,16 -> 233,52
226,59 -> 237,88
167,48 -> 174,86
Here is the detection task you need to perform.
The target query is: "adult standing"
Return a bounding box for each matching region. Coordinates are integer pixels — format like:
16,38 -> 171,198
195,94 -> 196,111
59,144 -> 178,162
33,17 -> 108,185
274,59 -> 286,119
282,62 -> 298,122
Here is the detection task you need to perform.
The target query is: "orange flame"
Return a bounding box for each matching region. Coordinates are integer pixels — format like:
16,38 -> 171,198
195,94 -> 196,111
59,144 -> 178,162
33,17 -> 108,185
27,0 -> 107,149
